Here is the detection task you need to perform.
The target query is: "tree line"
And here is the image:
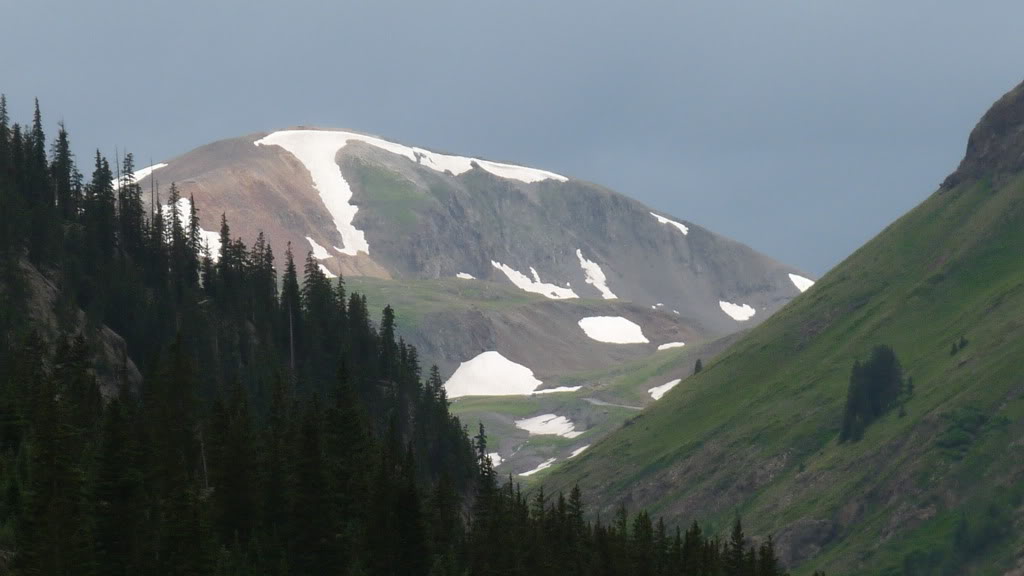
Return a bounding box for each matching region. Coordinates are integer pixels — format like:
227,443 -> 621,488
0,96 -> 813,575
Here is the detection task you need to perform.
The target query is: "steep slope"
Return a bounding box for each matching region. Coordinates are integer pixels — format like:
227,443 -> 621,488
131,128 -> 811,472
544,81 -> 1024,574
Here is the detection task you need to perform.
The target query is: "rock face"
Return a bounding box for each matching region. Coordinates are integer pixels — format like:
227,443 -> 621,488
943,78 -> 1024,189
17,260 -> 142,395
135,127 -> 812,472
138,128 -> 810,338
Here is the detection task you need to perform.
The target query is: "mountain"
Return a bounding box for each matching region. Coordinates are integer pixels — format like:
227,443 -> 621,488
131,128 -> 812,472
543,81 -> 1024,574
0,95 -> 801,576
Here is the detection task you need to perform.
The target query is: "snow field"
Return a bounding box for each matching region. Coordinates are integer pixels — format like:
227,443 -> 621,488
514,414 -> 583,438
789,273 -> 815,293
519,458 -> 556,477
491,261 -> 578,299
306,236 -> 333,260
651,212 -> 689,235
578,316 -> 649,344
444,351 -> 545,398
569,445 -> 590,458
719,301 -> 756,321
657,342 -> 686,351
648,379 -> 682,400
575,249 -> 617,299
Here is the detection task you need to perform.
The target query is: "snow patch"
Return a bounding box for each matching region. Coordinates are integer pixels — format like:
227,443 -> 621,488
519,458 -> 556,477
576,249 -> 617,299
515,414 -> 583,438
456,272 -> 475,280
318,264 -> 337,279
578,316 -> 649,344
569,445 -> 590,458
789,273 -> 815,293
657,342 -> 686,351
444,351 -> 544,398
161,197 -> 222,262
488,453 -> 503,468
649,379 -> 682,400
116,162 -> 167,189
532,386 -> 582,395
491,261 -> 578,299
651,212 -> 689,235
474,159 -> 567,183
306,236 -> 333,260
719,301 -> 756,321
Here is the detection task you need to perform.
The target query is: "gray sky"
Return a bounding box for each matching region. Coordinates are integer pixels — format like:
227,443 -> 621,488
3,1 -> 1022,274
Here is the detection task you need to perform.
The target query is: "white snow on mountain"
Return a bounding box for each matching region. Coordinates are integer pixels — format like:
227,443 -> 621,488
576,249 -> 617,299
256,129 -> 567,256
519,458 -> 556,477
532,385 -> 583,395
719,301 -> 756,321
515,414 -> 583,438
651,212 -> 689,235
648,379 -> 682,400
456,272 -> 475,280
657,342 -> 686,351
491,261 -> 578,299
318,264 -> 337,279
577,316 -> 649,344
160,197 -> 222,262
474,159 -> 567,183
789,273 -> 815,293
306,236 -> 333,260
569,445 -> 590,458
115,162 -> 167,190
488,453 -> 503,468
255,131 -> 370,256
444,351 -> 545,398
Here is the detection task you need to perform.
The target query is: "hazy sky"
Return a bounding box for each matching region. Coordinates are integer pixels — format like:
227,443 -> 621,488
3,1 -> 1022,274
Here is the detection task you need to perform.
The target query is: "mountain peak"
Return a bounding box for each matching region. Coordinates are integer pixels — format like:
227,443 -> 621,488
943,78 -> 1024,188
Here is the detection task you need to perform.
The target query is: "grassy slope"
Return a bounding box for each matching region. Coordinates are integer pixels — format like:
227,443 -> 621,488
543,175 -> 1024,575
347,275 -> 542,330
349,275 -> 735,476
448,344 -> 700,478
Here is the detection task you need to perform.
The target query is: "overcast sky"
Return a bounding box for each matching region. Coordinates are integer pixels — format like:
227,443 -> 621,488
3,1 -> 1022,274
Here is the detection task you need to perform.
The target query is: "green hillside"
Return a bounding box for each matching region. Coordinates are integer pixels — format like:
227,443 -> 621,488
543,83 -> 1024,575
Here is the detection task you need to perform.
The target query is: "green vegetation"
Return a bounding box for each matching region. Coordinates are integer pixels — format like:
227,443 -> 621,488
544,157 -> 1024,572
839,345 -> 909,442
348,275 -> 543,329
347,158 -> 431,228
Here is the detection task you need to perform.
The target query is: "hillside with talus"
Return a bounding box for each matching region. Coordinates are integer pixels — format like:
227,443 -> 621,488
543,80 -> 1024,574
129,128 -> 812,473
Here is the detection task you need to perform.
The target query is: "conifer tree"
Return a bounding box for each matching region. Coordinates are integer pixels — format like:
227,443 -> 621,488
724,516 -> 747,576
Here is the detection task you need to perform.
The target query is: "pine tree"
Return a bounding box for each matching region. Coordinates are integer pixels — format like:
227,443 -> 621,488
290,396 -> 334,574
50,121 -> 77,218
209,379 -> 256,545
724,516 -> 747,575
758,535 -> 783,576
94,398 -> 145,576
280,243 -> 301,375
